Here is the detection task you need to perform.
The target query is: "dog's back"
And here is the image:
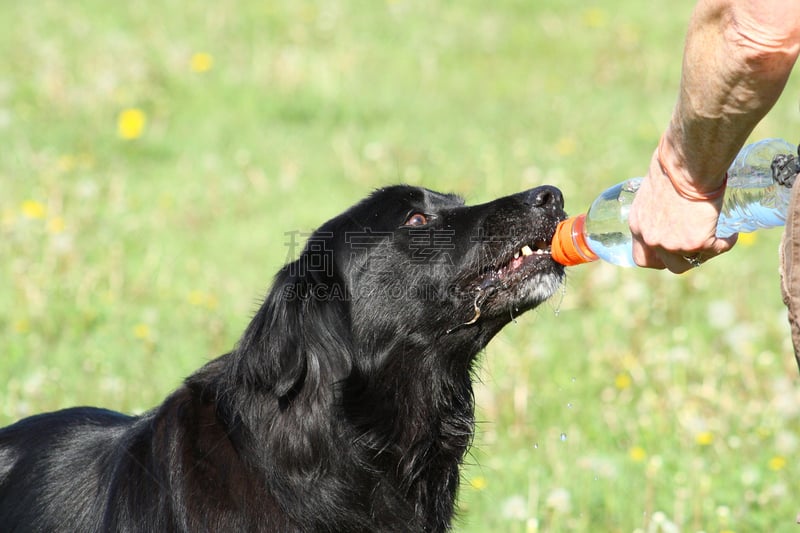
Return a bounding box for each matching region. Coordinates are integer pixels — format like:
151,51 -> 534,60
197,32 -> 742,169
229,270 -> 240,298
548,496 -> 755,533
0,384 -> 293,532
0,408 -> 133,531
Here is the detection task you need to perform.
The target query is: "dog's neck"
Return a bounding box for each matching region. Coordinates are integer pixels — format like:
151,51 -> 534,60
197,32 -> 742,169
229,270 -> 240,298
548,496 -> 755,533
201,317 -> 496,530
195,270 -> 510,530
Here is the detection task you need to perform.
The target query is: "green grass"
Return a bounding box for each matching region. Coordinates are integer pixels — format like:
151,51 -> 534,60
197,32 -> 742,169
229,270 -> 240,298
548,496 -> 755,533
2,1 -> 799,531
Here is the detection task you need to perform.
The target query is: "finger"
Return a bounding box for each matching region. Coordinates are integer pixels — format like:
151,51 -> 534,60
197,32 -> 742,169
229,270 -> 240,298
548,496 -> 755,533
631,235 -> 666,270
712,233 -> 738,254
660,252 -> 694,274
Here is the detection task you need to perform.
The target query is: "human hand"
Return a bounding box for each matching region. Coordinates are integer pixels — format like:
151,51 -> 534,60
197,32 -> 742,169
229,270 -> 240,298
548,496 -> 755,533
628,150 -> 737,273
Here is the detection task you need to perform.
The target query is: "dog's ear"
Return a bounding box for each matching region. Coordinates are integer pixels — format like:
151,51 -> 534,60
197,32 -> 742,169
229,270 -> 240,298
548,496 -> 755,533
232,262 -> 352,404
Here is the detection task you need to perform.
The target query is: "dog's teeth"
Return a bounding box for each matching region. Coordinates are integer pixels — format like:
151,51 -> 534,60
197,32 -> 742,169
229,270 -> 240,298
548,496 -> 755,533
513,250 -> 520,259
520,245 -> 533,257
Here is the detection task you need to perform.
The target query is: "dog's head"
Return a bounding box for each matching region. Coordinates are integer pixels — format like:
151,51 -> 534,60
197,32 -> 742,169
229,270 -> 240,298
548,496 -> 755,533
235,184 -> 565,399
299,184 -> 566,344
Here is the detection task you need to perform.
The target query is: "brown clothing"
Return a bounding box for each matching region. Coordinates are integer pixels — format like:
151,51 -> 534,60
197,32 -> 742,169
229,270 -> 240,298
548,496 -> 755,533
779,179 -> 800,373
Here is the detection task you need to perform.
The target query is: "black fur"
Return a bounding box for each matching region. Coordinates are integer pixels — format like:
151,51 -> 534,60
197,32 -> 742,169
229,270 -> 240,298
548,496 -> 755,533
0,185 -> 565,532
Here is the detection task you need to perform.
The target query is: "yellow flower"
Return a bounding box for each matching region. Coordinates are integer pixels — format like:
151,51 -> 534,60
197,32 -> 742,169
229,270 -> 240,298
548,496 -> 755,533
737,232 -> 757,246
188,290 -> 218,310
117,108 -> 147,140
47,216 -> 65,234
21,200 -> 46,219
614,372 -> 631,390
695,431 -> 714,446
57,154 -> 76,172
628,446 -> 647,462
133,323 -> 151,340
469,476 -> 487,490
190,52 -> 214,73
582,8 -> 608,29
768,456 -> 786,471
188,290 -> 204,306
555,136 -> 576,156
13,319 -> 30,334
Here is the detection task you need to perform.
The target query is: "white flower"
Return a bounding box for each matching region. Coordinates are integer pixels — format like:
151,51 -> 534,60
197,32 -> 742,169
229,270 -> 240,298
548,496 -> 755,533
706,299 -> 735,329
501,495 -> 527,520
647,511 -> 679,533
545,487 -> 571,514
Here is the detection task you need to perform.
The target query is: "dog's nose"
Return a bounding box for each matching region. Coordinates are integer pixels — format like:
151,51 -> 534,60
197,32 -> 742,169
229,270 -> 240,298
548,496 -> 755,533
524,185 -> 564,209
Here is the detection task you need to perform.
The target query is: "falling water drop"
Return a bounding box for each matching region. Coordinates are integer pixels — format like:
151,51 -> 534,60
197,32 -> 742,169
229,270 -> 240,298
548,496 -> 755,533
551,283 -> 567,316
560,433 -> 567,442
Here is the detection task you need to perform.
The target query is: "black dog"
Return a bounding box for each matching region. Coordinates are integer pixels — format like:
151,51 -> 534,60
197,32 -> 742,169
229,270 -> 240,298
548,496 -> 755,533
0,185 -> 565,532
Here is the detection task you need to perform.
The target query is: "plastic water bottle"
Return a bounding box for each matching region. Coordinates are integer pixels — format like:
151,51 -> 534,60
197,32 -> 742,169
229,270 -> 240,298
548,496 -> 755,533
551,138 -> 798,267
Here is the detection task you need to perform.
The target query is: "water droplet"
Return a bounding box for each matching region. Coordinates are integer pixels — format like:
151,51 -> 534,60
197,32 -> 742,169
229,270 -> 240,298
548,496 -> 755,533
533,443 -> 538,449
551,284 -> 567,316
571,377 -> 576,384
560,433 -> 567,442
567,402 -> 573,409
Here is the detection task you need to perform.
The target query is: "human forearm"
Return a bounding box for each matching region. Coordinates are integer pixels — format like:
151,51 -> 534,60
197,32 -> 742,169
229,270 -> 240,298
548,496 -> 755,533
664,0 -> 800,192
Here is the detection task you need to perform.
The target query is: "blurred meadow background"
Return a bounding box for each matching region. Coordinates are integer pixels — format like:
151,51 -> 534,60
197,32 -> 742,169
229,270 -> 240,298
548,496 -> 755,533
2,0 -> 799,531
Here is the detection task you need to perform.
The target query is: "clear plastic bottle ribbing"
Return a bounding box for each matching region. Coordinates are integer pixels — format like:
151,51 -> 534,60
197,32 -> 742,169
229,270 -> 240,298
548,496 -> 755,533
581,138 -> 795,267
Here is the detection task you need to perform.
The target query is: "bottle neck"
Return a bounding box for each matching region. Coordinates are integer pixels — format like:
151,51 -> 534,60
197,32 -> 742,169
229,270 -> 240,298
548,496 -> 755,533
551,214 -> 600,266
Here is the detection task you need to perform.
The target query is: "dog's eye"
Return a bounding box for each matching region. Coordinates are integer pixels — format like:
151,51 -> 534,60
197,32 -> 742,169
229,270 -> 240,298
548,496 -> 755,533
403,213 -> 428,227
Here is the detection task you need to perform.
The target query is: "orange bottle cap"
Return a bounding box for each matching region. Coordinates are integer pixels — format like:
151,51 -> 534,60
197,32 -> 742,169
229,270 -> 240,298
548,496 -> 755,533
551,214 -> 599,266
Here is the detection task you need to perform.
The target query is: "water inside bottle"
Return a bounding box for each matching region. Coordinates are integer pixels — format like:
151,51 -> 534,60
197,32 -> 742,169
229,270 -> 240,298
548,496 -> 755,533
583,235 -> 637,266
717,138 -> 795,236
583,178 -> 641,267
